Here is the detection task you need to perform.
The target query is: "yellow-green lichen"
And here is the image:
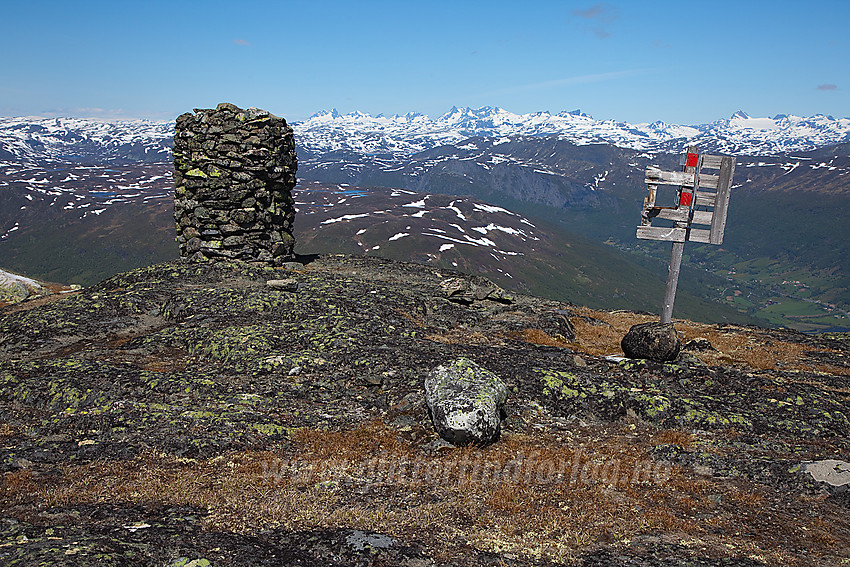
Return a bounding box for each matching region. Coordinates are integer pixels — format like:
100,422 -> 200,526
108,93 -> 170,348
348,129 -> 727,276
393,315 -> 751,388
539,370 -> 583,400
251,423 -> 286,436
634,393 -> 671,418
679,408 -> 753,428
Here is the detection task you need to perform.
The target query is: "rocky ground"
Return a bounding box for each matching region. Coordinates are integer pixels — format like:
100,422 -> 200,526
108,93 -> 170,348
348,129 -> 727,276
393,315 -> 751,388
0,268 -> 76,308
1,255 -> 848,566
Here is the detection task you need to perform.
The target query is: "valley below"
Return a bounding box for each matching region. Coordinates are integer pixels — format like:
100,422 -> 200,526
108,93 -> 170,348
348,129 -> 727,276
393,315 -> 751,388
2,137 -> 849,332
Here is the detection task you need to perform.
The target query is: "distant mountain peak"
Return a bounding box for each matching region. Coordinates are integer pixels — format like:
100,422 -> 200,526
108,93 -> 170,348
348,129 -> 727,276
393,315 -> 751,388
309,109 -> 342,120
440,106 -> 462,118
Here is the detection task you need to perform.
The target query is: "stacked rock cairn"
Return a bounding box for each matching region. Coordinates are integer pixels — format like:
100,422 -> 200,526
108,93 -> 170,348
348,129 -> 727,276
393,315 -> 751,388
173,102 -> 297,264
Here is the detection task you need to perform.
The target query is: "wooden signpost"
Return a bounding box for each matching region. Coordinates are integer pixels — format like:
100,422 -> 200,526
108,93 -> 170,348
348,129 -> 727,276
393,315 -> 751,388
636,145 -> 736,323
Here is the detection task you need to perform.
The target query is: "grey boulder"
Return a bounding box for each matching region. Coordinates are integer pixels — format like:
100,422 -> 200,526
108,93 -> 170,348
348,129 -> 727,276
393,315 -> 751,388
424,358 -> 507,446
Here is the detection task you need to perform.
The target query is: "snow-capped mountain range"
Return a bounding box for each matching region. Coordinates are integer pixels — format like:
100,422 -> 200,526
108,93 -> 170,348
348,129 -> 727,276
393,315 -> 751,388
0,116 -> 172,165
2,107 -> 849,166
297,107 -> 850,156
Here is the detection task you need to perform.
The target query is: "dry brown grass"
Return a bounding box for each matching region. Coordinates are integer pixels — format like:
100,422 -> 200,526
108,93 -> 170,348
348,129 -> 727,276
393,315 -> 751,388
0,423 -> 13,438
425,327 -> 503,346
509,329 -> 574,348
727,488 -> 766,508
136,352 -> 189,373
807,517 -> 839,547
0,469 -> 38,508
565,306 -> 846,373
2,420 -> 843,565
396,307 -> 427,329
292,419 -> 414,458
651,429 -> 694,448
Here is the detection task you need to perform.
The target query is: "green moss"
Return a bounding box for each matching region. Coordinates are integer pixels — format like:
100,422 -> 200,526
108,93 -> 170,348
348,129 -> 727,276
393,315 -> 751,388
662,363 -> 685,374
286,353 -> 330,369
619,359 -> 647,371
189,324 -> 277,366
182,410 -> 223,423
257,355 -> 292,373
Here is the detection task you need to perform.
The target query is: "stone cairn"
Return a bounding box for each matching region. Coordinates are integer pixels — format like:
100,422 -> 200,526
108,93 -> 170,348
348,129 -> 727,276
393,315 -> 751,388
173,102 -> 297,264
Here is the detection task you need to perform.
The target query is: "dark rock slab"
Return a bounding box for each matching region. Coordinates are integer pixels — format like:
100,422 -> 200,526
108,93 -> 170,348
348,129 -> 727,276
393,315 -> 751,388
621,321 -> 681,361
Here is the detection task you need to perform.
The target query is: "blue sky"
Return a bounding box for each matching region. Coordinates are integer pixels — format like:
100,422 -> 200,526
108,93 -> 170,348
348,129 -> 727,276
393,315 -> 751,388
2,0 -> 848,124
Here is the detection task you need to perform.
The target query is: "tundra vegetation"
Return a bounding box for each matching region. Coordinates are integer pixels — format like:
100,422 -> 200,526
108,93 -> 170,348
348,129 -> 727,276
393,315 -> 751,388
1,256 -> 848,566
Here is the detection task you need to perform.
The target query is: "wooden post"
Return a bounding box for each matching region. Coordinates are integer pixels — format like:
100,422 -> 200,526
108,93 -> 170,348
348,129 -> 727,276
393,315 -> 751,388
660,144 -> 699,323
661,241 -> 684,323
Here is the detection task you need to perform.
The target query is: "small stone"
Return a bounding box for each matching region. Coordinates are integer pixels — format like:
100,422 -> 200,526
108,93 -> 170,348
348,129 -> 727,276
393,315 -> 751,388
200,240 -> 222,250
278,261 -> 305,271
185,237 -> 202,253
267,278 -> 298,291
439,277 -> 511,305
345,530 -> 397,552
621,322 -> 681,362
220,223 -> 243,235
683,337 -> 716,352
538,310 -> 575,341
222,235 -> 245,247
363,374 -> 384,387
422,438 -> 454,453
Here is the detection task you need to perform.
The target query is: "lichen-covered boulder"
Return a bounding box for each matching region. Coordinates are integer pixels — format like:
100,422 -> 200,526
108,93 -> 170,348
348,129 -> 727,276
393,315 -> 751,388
0,279 -> 29,305
0,268 -> 66,307
621,322 -> 681,362
424,357 -> 507,446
